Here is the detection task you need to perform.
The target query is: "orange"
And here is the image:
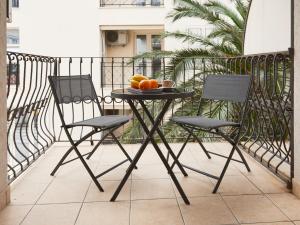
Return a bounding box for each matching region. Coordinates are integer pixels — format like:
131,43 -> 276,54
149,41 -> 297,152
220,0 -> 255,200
130,80 -> 140,89
149,79 -> 158,89
139,80 -> 151,90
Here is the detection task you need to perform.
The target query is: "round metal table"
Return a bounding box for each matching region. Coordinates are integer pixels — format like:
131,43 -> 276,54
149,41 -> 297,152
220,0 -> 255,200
110,88 -> 194,205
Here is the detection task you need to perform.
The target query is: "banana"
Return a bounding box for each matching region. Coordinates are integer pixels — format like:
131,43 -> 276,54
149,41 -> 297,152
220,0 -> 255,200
131,74 -> 149,82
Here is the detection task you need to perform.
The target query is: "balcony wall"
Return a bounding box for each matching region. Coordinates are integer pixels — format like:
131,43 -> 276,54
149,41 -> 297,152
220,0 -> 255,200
0,0 -> 9,210
294,0 -> 300,197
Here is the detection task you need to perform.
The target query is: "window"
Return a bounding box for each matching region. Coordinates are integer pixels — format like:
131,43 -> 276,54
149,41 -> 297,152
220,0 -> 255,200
12,0 -> 19,8
135,35 -> 147,74
136,35 -> 147,54
151,35 -> 162,75
7,28 -> 19,46
7,63 -> 20,86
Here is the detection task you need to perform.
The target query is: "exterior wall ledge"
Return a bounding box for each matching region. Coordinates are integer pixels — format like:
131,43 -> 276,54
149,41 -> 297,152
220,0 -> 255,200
293,178 -> 300,198
0,186 -> 10,211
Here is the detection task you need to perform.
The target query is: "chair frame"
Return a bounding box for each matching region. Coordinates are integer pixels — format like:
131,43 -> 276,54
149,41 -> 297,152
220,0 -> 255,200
48,75 -> 134,192
170,74 -> 252,193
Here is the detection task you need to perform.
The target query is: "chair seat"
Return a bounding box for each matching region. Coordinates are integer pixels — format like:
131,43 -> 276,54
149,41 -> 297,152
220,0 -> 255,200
170,116 -> 239,129
66,115 -> 131,128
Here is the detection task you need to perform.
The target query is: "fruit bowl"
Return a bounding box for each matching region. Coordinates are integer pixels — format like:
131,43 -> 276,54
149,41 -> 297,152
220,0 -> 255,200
128,87 -> 163,94
130,74 -> 159,91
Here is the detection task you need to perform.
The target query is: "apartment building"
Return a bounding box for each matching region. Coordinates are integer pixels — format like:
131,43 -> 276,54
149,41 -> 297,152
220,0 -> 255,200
6,0 -> 216,56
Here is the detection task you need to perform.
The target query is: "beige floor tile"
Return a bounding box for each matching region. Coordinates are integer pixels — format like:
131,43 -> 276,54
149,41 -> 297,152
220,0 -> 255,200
247,172 -> 289,193
179,196 -> 238,225
268,193 -> 300,220
131,145 -> 169,165
76,201 -> 130,225
21,203 -> 81,225
223,194 -> 289,223
192,158 -> 243,176
131,199 -> 183,225
37,178 -> 91,204
131,179 -> 175,200
293,221 -> 300,225
56,161 -> 98,181
132,164 -> 170,180
0,205 -> 32,225
85,180 -> 130,202
173,173 -> 215,197
211,175 -> 261,195
10,179 -> 50,205
241,222 -> 293,225
100,149 -> 133,165
97,165 -> 130,181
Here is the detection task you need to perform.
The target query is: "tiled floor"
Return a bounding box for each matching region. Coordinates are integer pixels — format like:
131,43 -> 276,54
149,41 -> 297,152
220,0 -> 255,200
1,142 -> 300,225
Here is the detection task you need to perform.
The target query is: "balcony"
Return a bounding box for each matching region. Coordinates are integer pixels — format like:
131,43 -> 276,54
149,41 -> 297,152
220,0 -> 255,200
1,142 -> 300,225
2,51 -> 298,224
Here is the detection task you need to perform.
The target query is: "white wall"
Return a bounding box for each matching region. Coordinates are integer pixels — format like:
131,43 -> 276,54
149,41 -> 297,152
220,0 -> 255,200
293,0 -> 300,197
8,0 -> 101,56
7,0 -> 231,57
0,0 -> 9,210
244,0 -> 291,54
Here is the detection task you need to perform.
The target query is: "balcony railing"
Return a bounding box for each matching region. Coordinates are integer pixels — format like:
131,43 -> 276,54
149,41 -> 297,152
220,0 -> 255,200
99,0 -> 163,7
6,51 -> 293,188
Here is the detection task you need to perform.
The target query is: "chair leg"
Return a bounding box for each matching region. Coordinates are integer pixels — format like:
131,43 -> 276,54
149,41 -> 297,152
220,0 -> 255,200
86,130 -> 112,159
86,138 -> 105,160
110,133 -> 137,169
192,134 -> 211,159
50,146 -> 73,176
212,146 -> 235,193
72,145 -> 104,192
219,131 -> 251,172
181,125 -> 211,159
233,145 -> 251,172
170,133 -> 192,170
62,128 -> 104,192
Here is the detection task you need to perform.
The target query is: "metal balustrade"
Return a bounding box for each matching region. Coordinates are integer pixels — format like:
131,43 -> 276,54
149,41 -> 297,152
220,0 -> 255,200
6,51 -> 293,187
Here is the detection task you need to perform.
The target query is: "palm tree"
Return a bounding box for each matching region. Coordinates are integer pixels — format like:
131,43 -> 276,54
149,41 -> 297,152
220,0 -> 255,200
122,0 -> 250,143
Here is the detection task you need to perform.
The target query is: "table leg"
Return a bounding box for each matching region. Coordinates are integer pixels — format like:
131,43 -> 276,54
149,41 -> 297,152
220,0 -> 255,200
138,100 -> 188,177
110,99 -> 170,202
129,100 -> 190,204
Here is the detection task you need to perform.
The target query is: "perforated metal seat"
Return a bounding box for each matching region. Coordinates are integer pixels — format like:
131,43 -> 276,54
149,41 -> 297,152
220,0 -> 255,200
66,115 -> 131,128
171,116 -> 239,129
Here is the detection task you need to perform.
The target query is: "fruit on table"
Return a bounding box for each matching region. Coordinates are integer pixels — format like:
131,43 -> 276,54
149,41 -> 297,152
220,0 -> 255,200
131,74 -> 149,82
139,79 -> 159,90
130,80 -> 140,89
130,74 -> 149,89
130,74 -> 159,90
139,80 -> 151,90
149,79 -> 158,89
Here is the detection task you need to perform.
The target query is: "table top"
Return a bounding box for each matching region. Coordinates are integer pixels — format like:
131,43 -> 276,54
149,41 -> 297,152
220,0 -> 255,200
111,88 -> 194,100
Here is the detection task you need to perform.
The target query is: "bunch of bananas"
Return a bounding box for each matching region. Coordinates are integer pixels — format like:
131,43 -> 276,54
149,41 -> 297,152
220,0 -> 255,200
130,74 -> 149,89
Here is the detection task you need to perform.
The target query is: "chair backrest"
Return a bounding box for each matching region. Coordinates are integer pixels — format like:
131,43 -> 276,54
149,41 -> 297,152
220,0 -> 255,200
48,75 -> 98,104
202,75 -> 251,103
48,75 -> 103,126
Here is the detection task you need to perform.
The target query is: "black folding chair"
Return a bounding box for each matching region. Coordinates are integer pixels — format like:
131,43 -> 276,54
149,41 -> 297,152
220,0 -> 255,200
169,74 -> 251,193
48,75 -> 134,192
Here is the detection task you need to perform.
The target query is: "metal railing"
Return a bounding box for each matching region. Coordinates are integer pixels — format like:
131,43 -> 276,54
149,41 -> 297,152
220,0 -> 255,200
7,52 -> 56,182
99,0 -> 163,7
6,51 -> 293,186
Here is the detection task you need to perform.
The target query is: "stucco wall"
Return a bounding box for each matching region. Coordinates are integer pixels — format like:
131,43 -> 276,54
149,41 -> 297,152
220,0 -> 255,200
293,0 -> 300,197
244,0 -> 291,54
0,0 -> 10,210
